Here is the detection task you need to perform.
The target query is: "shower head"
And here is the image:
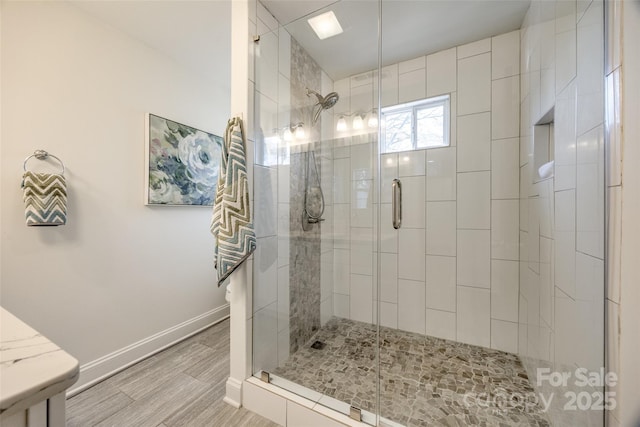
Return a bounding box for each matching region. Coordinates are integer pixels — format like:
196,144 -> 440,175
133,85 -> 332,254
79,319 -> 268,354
307,88 -> 340,109
307,88 -> 340,125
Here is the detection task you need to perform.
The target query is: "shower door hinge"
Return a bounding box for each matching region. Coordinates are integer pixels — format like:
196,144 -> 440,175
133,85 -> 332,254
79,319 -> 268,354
349,406 -> 362,422
253,35 -> 260,43
260,371 -> 271,383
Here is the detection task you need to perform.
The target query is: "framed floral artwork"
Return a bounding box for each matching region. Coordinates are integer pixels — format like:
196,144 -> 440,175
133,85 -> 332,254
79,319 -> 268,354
145,113 -> 222,206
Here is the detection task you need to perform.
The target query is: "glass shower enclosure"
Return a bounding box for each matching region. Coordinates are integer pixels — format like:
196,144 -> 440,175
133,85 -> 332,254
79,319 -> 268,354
249,1 -> 605,426
251,1 -> 380,422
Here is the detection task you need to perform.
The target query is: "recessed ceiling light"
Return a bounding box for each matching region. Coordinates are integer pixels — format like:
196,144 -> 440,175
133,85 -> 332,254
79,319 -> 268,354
308,11 -> 343,40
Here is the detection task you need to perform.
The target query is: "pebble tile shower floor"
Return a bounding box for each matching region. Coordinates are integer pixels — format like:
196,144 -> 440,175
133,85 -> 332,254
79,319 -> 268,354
274,317 -> 550,426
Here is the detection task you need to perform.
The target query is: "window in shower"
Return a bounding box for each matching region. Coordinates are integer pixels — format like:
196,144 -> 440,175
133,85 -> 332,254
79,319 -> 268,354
381,94 -> 450,153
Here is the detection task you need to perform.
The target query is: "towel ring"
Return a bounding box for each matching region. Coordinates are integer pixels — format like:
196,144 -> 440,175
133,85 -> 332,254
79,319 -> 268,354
23,150 -> 65,175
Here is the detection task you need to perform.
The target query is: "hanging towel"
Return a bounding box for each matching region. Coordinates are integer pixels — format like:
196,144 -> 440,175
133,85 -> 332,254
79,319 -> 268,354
21,171 -> 67,226
211,117 -> 256,286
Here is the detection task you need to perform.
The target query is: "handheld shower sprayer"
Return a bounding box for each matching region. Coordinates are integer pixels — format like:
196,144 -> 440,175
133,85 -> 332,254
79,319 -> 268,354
306,88 -> 340,125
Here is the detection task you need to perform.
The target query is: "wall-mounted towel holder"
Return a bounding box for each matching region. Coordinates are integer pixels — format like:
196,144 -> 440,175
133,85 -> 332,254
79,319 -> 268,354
23,150 -> 65,174
21,150 -> 68,226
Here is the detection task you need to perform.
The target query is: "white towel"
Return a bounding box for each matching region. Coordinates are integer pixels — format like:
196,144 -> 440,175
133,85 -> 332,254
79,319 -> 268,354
538,160 -> 554,180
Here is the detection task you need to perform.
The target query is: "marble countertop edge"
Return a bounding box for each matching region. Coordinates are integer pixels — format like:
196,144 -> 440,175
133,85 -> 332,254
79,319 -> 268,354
0,307 -> 80,418
0,365 -> 79,419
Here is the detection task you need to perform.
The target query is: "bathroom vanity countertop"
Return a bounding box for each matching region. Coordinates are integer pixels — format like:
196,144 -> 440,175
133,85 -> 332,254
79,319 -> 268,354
0,307 -> 79,418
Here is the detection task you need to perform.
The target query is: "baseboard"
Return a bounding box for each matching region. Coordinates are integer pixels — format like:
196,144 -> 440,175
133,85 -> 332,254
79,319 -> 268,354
67,304 -> 230,397
224,377 -> 243,408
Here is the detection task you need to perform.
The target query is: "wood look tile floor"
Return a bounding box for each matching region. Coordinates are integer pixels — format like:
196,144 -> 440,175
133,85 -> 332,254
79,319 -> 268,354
66,318 -> 279,427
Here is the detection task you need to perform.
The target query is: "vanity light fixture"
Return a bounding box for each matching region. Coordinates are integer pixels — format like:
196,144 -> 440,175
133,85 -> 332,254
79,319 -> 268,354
352,114 -> 364,130
275,123 -> 306,143
335,110 -> 379,132
308,11 -> 343,40
283,128 -> 293,142
367,110 -> 378,128
336,116 -> 348,132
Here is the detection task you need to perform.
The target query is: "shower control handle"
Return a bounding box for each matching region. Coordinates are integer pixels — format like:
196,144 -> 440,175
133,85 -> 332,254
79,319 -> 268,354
392,179 -> 402,229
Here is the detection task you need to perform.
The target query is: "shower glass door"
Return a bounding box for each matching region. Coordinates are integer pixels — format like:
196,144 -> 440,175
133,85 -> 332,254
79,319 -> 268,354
250,0 -> 381,423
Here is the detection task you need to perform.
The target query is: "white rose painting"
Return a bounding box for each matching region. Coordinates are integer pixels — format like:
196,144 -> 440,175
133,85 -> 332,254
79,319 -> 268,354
146,114 -> 222,205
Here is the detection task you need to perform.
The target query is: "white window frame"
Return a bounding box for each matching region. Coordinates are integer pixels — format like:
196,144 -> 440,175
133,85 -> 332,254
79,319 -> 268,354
381,94 -> 450,153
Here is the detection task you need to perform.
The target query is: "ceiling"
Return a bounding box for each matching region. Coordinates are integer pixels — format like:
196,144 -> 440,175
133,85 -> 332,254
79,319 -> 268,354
260,0 -> 338,26
68,0 -> 530,86
261,0 -> 531,80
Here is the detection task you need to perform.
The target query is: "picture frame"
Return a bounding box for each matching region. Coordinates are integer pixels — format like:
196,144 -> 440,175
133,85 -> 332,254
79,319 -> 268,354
145,113 -> 222,206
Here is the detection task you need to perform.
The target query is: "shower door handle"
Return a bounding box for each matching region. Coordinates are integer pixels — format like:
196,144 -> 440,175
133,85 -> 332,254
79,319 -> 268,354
392,179 -> 402,229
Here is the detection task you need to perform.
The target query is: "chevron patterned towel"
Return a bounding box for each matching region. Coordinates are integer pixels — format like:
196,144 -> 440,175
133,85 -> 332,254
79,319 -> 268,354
21,171 -> 67,226
210,117 -> 256,286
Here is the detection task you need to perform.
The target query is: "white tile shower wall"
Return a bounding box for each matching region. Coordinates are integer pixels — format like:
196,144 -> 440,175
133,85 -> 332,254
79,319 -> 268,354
426,47 -> 457,97
425,309 -> 456,341
519,2 -> 605,426
457,112 -> 491,172
379,64 -> 399,108
457,230 -> 491,289
457,171 -> 490,229
426,201 -> 456,256
254,301 -> 279,373
457,286 -> 491,347
398,176 -> 425,229
331,31 -> 521,353
457,38 -> 491,59
398,279 -> 426,335
457,52 -> 491,115
426,255 -> 456,312
426,147 -> 457,201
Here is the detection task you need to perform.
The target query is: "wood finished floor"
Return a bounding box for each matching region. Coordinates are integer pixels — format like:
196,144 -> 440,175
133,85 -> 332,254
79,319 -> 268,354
66,318 -> 279,427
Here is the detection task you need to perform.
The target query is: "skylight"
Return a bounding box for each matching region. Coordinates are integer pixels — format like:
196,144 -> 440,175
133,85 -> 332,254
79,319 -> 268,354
307,11 -> 343,40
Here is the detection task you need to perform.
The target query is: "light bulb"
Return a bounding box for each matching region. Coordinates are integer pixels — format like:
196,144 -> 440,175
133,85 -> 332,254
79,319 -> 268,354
283,128 -> 293,142
336,116 -> 347,132
367,112 -> 378,128
295,125 -> 305,139
352,114 -> 364,130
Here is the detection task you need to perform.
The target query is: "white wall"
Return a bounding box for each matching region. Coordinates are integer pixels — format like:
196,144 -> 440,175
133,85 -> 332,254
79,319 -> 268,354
0,1 -> 230,392
331,31 -> 521,353
519,1 -> 605,425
